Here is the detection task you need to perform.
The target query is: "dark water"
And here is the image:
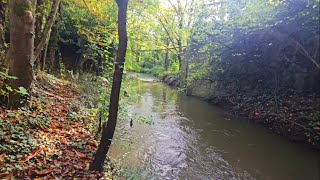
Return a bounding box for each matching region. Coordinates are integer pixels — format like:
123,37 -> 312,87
110,74 -> 320,180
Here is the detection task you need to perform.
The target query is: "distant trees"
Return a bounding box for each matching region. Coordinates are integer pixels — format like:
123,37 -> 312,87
124,0 -> 319,94
125,0 -> 198,88
158,0 -> 196,87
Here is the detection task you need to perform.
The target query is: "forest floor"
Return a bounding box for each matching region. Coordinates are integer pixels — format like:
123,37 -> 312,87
0,72 -> 113,179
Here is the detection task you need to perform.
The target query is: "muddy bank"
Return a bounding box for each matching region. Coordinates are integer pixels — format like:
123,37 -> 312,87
161,74 -> 320,150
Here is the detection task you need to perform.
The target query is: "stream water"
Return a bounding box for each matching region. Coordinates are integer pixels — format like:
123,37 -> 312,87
109,74 -> 320,180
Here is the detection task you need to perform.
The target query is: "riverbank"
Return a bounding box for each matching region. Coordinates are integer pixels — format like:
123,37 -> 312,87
162,74 -> 320,150
0,72 -> 112,178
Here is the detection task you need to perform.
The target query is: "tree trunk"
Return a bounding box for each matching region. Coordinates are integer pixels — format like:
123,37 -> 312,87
164,38 -> 169,70
7,0 -> 35,109
49,7 -> 60,72
34,0 -> 43,44
0,0 -> 7,49
34,0 -> 44,68
90,0 -> 128,172
41,39 -> 49,70
53,48 -> 60,73
34,0 -> 61,59
96,55 -> 103,76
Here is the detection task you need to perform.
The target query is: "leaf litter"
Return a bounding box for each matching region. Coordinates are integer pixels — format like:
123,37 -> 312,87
0,72 -> 113,179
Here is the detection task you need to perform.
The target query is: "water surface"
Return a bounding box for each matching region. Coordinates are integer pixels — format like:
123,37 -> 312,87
110,74 -> 320,180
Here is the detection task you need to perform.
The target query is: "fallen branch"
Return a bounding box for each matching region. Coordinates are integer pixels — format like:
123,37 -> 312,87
37,88 -> 69,101
19,147 -> 43,163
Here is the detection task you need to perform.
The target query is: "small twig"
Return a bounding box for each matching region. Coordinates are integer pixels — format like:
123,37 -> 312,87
280,117 -> 315,134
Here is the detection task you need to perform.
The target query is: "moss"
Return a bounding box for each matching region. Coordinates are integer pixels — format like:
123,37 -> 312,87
13,1 -> 32,17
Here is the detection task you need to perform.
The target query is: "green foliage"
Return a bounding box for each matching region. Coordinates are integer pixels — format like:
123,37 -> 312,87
135,114 -> 154,125
125,0 -> 195,77
0,118 -> 39,172
0,73 -> 29,100
67,111 -> 79,121
16,87 -> 29,97
28,117 -> 51,129
76,73 -> 110,133
59,0 -> 117,74
186,0 -> 320,85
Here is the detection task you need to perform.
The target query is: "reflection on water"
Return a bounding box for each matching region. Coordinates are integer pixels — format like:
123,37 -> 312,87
110,74 -> 320,180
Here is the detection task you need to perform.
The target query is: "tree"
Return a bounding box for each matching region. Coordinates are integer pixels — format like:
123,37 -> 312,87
90,0 -> 128,172
48,5 -> 60,72
7,0 -> 35,108
34,0 -> 44,45
34,0 -> 61,59
125,0 -> 197,86
34,0 -> 44,68
158,0 -> 196,87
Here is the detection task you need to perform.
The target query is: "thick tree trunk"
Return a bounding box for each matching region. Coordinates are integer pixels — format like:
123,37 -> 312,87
0,0 -> 7,48
90,0 -> 128,172
34,0 -> 61,59
7,0 -> 35,109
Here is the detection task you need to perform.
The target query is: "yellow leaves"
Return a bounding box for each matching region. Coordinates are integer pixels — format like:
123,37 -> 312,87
70,0 -> 115,22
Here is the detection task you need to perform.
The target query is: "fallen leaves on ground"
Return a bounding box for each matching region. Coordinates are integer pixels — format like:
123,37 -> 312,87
0,72 -> 112,179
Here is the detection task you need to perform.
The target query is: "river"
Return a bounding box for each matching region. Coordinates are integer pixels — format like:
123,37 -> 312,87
109,74 -> 320,180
